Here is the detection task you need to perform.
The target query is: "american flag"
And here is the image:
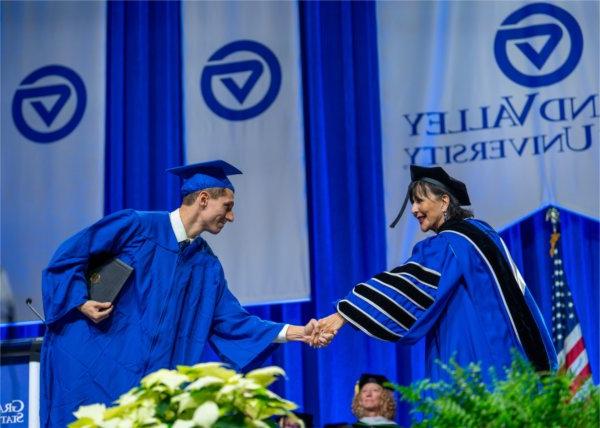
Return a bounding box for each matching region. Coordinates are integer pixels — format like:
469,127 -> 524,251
546,207 -> 592,393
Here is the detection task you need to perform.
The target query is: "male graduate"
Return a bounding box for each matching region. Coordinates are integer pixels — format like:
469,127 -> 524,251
41,160 -> 323,427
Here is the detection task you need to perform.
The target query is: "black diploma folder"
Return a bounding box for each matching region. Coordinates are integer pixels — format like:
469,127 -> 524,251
87,257 -> 133,303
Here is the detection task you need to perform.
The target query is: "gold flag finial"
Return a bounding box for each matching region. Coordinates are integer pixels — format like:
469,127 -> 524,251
545,207 -> 561,257
545,207 -> 560,226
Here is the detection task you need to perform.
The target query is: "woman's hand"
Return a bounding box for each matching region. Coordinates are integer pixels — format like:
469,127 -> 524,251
311,312 -> 346,347
286,319 -> 335,347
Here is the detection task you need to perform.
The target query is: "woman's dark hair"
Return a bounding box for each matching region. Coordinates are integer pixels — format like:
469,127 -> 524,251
409,180 -> 474,221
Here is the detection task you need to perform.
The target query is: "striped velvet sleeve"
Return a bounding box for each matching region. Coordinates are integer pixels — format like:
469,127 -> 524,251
337,234 -> 462,344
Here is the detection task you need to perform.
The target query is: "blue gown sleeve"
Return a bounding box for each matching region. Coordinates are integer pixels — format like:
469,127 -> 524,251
208,265 -> 284,371
337,234 -> 462,344
41,209 -> 142,325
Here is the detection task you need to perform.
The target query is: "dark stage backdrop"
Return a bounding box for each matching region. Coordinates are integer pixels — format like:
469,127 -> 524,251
105,1 -> 598,426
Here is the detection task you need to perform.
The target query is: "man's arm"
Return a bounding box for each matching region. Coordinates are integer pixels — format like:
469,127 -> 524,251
42,210 -> 141,325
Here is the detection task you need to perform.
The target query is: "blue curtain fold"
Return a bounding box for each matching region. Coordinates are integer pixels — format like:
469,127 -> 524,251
105,0 -> 183,214
291,1 -> 399,424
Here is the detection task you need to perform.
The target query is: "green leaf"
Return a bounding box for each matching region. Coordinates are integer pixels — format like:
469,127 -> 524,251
141,369 -> 189,391
245,366 -> 286,387
67,417 -> 98,428
190,401 -> 220,427
178,363 -> 237,382
213,413 -> 247,427
393,352 -> 599,428
186,375 -> 225,392
72,404 -> 106,425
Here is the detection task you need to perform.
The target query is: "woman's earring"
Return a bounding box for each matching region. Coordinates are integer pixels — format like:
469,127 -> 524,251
443,211 -> 448,221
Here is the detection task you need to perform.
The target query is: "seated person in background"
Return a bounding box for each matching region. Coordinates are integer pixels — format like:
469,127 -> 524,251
278,412 -> 313,428
352,374 -> 399,427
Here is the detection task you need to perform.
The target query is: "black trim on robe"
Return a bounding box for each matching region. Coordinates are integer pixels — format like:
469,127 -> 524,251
338,300 -> 400,341
355,284 -> 415,330
439,220 -> 551,372
390,262 -> 440,288
373,272 -> 434,309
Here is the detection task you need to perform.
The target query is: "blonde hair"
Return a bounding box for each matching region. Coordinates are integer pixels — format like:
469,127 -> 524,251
351,388 -> 396,420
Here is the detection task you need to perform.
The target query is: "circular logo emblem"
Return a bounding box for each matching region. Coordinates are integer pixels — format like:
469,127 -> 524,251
12,65 -> 87,143
201,40 -> 281,121
90,272 -> 101,285
494,3 -> 583,88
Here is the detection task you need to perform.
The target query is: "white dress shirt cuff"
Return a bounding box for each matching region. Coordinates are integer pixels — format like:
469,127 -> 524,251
273,324 -> 290,343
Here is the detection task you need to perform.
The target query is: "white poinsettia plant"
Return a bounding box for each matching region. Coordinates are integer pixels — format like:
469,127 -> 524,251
69,363 -> 303,428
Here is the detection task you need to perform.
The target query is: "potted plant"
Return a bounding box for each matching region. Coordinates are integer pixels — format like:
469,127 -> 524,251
69,363 -> 301,428
390,354 -> 599,427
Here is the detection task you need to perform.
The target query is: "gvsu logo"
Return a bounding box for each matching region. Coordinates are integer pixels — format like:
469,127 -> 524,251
494,3 -> 583,88
0,400 -> 25,424
12,65 -> 87,143
201,40 -> 281,121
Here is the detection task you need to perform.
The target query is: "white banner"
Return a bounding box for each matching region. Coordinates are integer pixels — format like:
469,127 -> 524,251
181,2 -> 310,304
1,2 -> 106,321
377,1 -> 599,264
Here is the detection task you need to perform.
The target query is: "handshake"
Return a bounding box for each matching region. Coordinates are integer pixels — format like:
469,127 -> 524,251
287,312 -> 347,348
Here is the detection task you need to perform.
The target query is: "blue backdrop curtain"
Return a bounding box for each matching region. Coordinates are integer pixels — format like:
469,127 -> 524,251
245,1 -> 399,425
102,1 -> 599,427
105,0 -> 183,213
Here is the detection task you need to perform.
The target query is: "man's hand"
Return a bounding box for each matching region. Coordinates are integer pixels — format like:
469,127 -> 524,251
78,300 -> 113,323
313,312 -> 346,346
306,318 -> 335,348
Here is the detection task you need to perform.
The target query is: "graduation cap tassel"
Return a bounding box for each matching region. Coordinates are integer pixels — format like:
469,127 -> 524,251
389,191 -> 410,228
389,165 -> 471,229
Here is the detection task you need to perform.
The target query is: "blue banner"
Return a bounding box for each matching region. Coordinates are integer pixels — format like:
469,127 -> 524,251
1,2 -> 106,321
181,2 -> 310,304
376,1 -> 599,263
0,356 -> 30,426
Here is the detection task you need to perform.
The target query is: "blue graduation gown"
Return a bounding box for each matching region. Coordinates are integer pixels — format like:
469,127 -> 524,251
338,219 -> 556,382
40,209 -> 283,427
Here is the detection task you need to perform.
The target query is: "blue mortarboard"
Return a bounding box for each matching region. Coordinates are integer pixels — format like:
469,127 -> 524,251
166,160 -> 242,196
